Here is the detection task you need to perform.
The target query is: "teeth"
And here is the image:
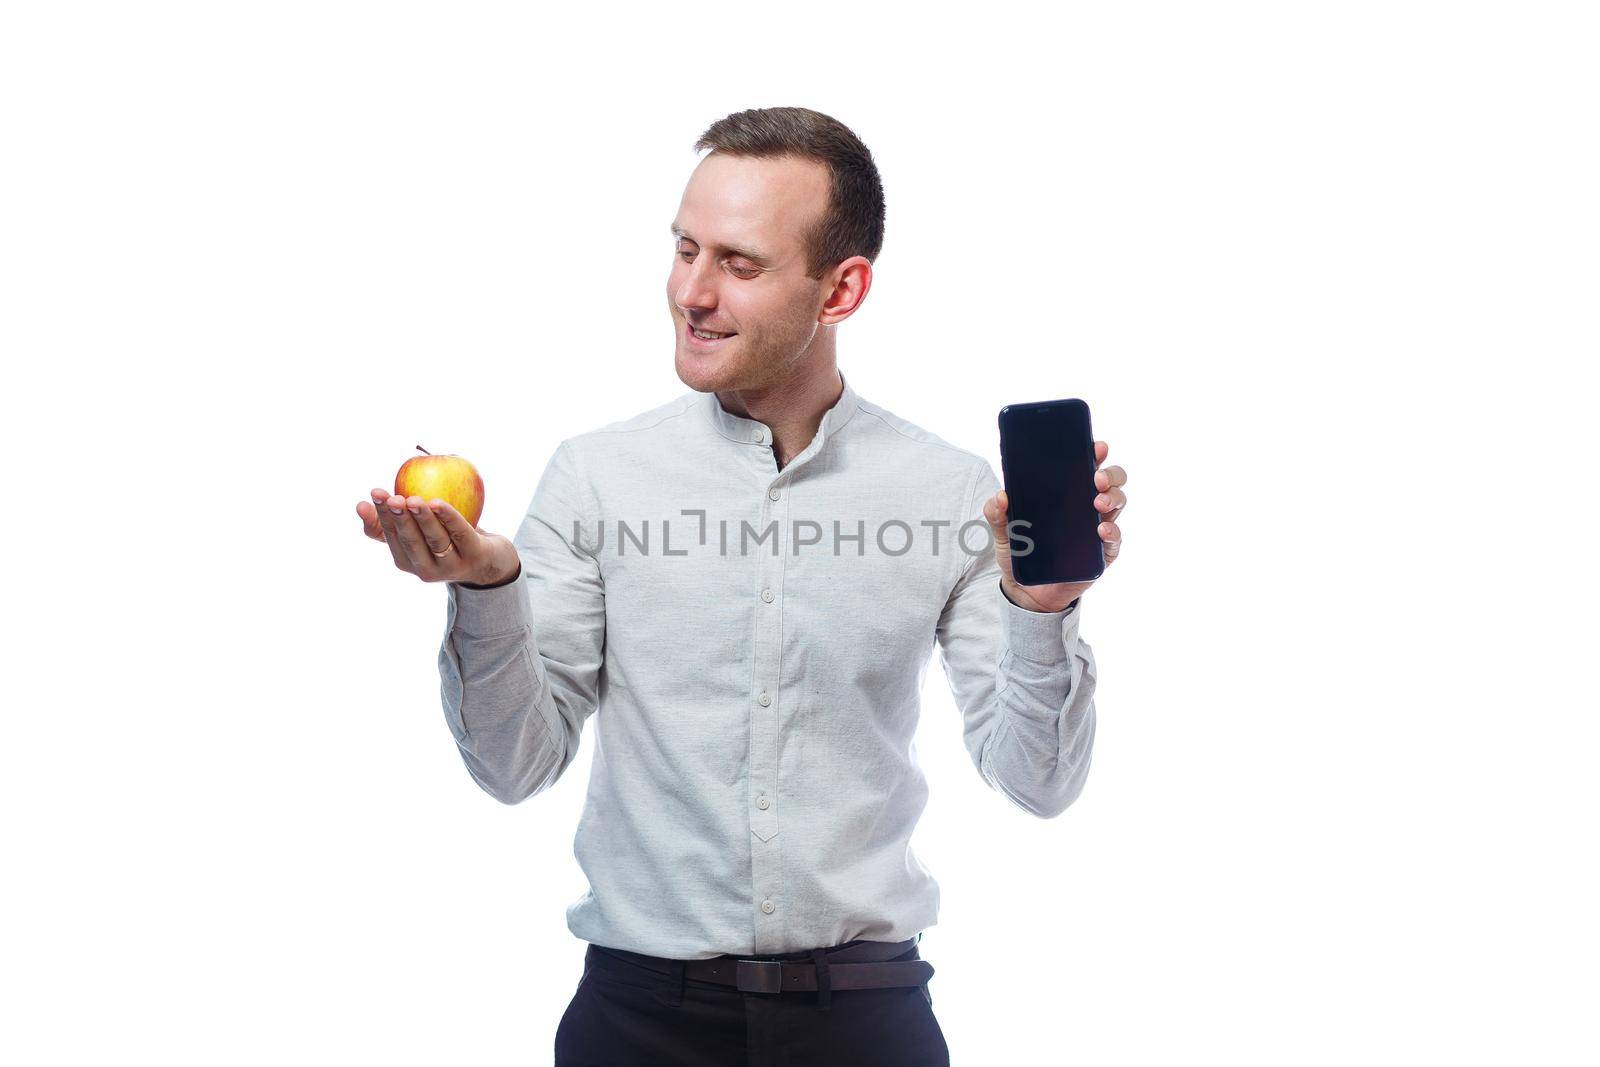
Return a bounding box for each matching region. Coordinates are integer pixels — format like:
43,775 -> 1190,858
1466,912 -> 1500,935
692,327 -> 731,340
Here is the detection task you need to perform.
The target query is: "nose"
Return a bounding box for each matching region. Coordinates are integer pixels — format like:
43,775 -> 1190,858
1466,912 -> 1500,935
674,254 -> 718,317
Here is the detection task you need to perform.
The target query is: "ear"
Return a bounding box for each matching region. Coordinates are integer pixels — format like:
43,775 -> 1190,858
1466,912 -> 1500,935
817,256 -> 873,325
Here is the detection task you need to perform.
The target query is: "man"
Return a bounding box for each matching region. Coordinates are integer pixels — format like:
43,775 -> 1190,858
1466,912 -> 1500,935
356,106 -> 1127,1066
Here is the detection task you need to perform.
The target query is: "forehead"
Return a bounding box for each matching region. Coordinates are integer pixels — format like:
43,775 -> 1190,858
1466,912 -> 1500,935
674,152 -> 830,255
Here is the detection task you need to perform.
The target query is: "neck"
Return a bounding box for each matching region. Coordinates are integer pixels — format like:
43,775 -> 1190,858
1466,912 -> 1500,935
714,359 -> 844,470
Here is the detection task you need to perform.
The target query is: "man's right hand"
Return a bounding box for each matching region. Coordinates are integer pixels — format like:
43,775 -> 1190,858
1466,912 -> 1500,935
356,489 -> 522,587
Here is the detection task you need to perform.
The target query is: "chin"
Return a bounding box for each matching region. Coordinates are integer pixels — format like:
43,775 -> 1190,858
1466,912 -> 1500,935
674,346 -> 742,393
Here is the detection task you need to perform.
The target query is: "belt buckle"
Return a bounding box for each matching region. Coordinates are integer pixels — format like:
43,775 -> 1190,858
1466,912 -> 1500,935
735,959 -> 784,994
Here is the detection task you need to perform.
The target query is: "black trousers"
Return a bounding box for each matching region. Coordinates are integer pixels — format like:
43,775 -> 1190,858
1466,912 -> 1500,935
553,936 -> 951,1066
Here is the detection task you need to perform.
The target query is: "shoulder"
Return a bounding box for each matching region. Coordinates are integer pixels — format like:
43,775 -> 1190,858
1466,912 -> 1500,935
580,390 -> 700,440
850,396 -> 991,483
560,390 -> 702,459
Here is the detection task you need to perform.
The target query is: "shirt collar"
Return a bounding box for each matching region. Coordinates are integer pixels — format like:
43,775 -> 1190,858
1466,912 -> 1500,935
700,368 -> 862,453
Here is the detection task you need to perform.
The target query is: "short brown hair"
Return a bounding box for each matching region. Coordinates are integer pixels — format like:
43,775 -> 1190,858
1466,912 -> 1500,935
694,107 -> 885,279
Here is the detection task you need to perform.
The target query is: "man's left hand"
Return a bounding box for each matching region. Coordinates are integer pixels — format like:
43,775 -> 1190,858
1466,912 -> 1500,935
983,440 -> 1126,613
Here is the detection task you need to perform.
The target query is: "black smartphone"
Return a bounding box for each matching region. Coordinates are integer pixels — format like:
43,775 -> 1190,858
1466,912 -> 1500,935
996,398 -> 1104,585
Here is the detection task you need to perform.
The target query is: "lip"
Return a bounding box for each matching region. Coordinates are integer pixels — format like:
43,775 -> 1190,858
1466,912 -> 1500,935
684,320 -> 737,349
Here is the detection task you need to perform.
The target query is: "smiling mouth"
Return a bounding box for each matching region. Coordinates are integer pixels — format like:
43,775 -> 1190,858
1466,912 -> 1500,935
686,321 -> 738,346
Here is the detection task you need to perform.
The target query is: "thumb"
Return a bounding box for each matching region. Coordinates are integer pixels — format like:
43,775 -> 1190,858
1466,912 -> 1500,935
983,489 -> 1010,544
983,489 -> 1015,578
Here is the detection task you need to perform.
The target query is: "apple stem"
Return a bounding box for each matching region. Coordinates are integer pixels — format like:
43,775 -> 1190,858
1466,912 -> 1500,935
415,445 -> 431,455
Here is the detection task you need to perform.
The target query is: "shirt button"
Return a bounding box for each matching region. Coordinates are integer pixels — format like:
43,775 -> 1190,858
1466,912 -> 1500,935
756,794 -> 770,810
754,428 -> 767,443
758,690 -> 771,707
761,588 -> 774,603
760,899 -> 776,914
768,487 -> 780,500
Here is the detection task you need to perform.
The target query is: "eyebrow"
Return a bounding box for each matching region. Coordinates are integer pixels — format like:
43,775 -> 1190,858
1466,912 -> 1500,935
671,224 -> 774,267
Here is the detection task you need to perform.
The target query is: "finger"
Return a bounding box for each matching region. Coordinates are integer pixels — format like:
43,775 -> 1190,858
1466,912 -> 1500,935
368,487 -> 397,538
982,488 -> 1004,527
1094,486 -> 1127,516
983,490 -> 1011,540
411,496 -> 463,562
387,497 -> 440,575
982,489 -> 1015,573
373,493 -> 416,572
429,498 -> 482,545
356,500 -> 386,542
1093,440 -> 1108,466
1098,519 -> 1122,564
1094,464 -> 1127,492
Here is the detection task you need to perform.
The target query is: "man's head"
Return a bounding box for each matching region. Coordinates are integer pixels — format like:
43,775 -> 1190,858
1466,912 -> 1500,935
668,107 -> 884,393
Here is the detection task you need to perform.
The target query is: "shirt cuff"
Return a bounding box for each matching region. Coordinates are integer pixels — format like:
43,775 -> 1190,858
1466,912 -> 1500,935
997,578 -> 1080,664
448,566 -> 531,638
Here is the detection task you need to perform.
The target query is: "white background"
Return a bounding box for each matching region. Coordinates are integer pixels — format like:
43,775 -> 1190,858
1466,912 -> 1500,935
3,2 -> 1595,1064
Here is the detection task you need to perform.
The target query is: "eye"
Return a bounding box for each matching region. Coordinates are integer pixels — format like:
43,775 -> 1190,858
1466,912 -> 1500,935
677,249 -> 696,261
728,263 -> 760,278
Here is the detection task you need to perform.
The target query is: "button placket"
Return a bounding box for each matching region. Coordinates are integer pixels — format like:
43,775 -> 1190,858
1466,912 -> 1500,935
748,475 -> 789,951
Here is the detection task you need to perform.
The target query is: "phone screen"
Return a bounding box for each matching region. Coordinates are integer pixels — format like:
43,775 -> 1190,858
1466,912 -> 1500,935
997,398 -> 1104,585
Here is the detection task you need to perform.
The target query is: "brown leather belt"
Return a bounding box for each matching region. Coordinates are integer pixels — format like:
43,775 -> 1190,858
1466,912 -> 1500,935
590,936 -> 934,994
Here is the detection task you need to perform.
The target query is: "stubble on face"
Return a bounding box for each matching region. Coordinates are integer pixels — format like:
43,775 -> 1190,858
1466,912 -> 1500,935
670,284 -> 824,393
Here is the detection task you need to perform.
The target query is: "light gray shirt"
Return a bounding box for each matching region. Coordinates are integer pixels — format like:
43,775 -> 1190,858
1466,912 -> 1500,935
437,370 -> 1097,959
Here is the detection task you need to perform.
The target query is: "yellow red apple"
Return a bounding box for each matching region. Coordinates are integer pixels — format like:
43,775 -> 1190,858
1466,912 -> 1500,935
395,446 -> 485,527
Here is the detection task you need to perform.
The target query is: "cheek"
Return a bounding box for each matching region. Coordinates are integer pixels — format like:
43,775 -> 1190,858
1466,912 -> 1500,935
733,290 -> 794,333
765,291 -> 816,336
